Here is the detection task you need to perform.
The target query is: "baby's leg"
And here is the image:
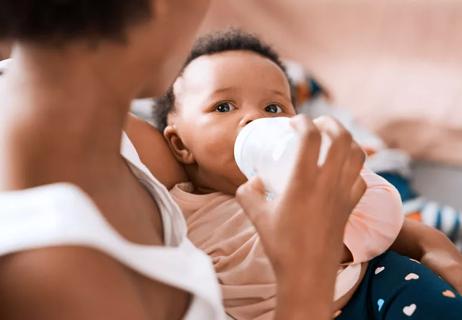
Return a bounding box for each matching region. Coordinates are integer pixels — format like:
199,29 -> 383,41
336,251 -> 462,319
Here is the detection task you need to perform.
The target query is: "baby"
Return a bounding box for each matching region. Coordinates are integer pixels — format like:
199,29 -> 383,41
148,30 -> 462,319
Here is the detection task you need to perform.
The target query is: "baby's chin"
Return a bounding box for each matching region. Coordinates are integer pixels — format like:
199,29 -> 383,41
230,172 -> 248,189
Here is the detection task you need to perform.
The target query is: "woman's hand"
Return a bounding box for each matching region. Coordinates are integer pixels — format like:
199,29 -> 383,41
236,115 -> 366,319
391,219 -> 462,294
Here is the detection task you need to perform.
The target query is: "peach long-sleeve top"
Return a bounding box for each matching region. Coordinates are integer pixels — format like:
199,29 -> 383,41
170,168 -> 404,320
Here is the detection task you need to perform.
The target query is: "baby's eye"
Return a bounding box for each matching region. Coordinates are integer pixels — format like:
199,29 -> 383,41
265,104 -> 283,113
215,102 -> 235,113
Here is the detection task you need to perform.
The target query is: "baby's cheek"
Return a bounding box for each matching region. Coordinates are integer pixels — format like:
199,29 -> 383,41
197,137 -> 238,172
201,140 -> 232,166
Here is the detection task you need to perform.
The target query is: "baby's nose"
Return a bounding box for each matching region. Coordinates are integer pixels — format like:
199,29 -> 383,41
243,118 -> 254,126
239,112 -> 266,128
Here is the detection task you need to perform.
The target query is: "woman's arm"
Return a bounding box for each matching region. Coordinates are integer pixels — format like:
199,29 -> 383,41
391,219 -> 462,293
125,114 -> 187,189
0,247 -> 152,320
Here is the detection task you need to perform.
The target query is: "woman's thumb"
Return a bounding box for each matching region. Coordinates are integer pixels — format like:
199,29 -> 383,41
236,177 -> 268,227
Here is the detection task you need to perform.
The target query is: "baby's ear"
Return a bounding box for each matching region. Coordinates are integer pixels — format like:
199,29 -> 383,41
163,125 -> 195,165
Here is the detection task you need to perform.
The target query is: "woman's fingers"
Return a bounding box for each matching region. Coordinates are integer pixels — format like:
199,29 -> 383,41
314,117 -> 365,200
289,115 -> 322,183
236,177 -> 270,233
341,142 -> 366,189
314,116 -> 353,181
242,115 -> 368,288
350,176 -> 367,210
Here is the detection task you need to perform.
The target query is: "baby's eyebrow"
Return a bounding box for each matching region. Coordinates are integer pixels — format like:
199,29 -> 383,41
269,88 -> 286,95
268,89 -> 291,100
210,87 -> 287,96
210,87 -> 237,95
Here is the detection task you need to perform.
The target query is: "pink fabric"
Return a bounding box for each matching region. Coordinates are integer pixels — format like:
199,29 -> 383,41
170,168 -> 403,320
344,168 -> 404,263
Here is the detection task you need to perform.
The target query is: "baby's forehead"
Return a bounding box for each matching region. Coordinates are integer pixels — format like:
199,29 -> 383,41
182,50 -> 287,78
173,51 -> 291,99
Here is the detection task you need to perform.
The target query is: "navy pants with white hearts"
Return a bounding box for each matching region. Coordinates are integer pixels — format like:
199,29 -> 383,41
336,251 -> 462,319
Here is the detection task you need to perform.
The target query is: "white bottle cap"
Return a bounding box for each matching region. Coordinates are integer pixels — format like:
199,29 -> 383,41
234,117 -> 331,195
234,117 -> 294,180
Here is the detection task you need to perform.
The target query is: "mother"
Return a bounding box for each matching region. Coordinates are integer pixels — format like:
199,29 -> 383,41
0,1 -> 369,319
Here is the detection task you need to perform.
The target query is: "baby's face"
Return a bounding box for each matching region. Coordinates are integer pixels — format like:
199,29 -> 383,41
167,50 -> 296,193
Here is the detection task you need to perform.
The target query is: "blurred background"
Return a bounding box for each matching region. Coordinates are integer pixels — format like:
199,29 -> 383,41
200,0 -> 462,208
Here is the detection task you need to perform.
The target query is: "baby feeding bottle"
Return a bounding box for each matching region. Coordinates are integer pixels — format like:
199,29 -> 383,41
234,117 -> 330,196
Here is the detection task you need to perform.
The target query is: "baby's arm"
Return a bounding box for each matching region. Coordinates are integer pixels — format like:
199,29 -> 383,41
125,114 -> 188,189
343,167 -> 404,263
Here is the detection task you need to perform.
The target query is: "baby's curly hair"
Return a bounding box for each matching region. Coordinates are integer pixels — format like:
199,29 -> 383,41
154,29 -> 294,131
0,0 -> 151,43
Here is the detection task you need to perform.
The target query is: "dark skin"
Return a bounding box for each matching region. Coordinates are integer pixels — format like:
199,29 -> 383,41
0,2 -> 374,318
129,117 -> 462,296
391,219 -> 462,293
0,0 -> 210,319
0,42 -> 11,60
126,50 -> 462,295
171,50 -> 462,275
163,51 -> 356,262
129,111 -> 369,319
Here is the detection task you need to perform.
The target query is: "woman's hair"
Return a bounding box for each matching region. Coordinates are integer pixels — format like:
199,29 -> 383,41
154,29 -> 294,131
0,0 -> 152,42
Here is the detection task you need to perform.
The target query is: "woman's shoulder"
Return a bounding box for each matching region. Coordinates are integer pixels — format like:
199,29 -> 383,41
125,114 -> 188,189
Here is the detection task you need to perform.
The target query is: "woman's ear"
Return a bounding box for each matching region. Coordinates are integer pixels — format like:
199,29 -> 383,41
164,125 -> 195,165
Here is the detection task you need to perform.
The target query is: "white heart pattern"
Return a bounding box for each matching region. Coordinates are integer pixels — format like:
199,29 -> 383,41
442,290 -> 456,298
403,304 -> 417,316
375,266 -> 385,275
405,273 -> 419,281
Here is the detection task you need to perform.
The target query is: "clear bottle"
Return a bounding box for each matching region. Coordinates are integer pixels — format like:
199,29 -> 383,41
234,117 -> 330,197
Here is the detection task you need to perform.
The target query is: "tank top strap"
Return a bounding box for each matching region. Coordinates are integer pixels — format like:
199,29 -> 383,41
120,132 -> 188,246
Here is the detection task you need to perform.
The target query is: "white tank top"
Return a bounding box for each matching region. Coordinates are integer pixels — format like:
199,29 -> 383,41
0,133 -> 226,320
0,58 -> 10,74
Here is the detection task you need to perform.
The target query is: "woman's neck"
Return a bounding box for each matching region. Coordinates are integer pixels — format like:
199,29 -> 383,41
0,42 -> 145,190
